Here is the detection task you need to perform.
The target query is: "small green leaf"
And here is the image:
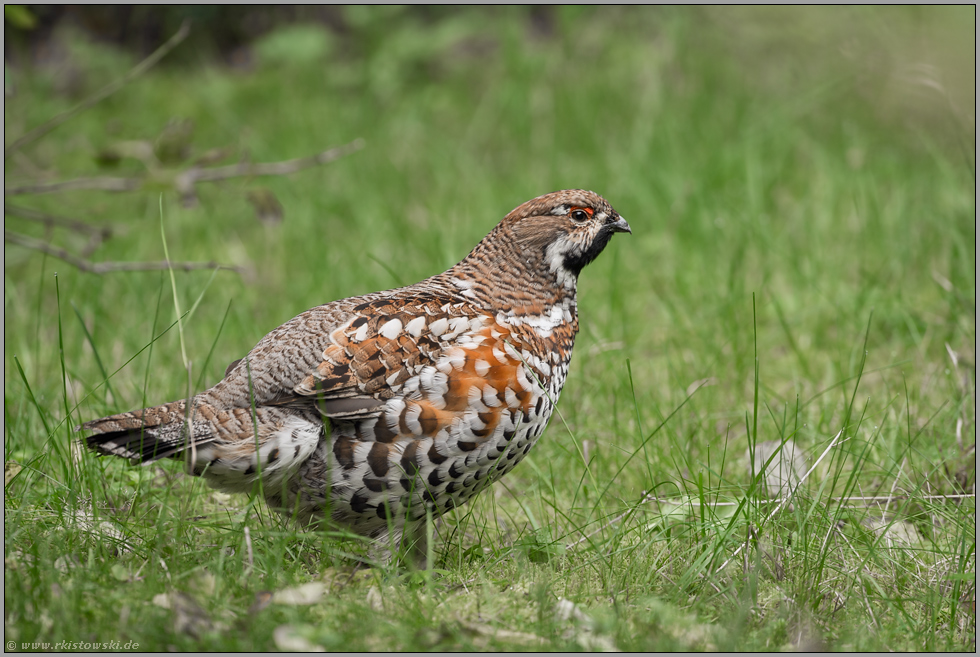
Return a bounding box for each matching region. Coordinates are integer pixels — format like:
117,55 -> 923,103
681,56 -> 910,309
110,564 -> 130,582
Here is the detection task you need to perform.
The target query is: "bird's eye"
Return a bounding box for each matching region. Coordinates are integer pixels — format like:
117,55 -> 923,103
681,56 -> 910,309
569,208 -> 592,223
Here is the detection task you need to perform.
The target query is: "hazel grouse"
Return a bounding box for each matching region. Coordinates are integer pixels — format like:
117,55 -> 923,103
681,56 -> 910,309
83,190 -> 631,553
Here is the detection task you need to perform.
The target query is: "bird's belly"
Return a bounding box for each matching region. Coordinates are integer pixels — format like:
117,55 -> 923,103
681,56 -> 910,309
276,365 -> 568,536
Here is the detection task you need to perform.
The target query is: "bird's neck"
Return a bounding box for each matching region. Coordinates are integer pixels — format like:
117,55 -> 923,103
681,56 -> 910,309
441,243 -> 579,320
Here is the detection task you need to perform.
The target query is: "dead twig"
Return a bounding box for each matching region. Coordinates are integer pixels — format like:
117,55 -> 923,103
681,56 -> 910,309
173,138 -> 365,206
4,139 -> 365,199
4,21 -> 191,159
184,139 -> 365,182
5,177 -> 143,196
5,229 -> 249,276
243,526 -> 254,575
5,203 -> 112,257
4,204 -> 112,237
833,493 -> 975,502
648,492 -> 975,507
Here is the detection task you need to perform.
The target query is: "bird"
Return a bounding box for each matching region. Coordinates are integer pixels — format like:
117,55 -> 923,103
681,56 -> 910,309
82,189 -> 631,558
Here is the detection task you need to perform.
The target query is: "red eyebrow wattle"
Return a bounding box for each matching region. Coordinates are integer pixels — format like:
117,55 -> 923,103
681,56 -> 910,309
569,206 -> 594,216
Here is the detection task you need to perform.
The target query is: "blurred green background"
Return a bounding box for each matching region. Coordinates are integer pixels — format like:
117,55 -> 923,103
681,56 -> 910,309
4,6 -> 975,651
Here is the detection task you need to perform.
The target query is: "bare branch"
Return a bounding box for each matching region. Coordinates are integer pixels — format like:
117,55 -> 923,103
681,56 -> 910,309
5,177 -> 143,196
831,493 -> 976,503
185,138 -> 365,182
4,139 -> 365,197
5,204 -> 112,256
647,492 -> 975,507
5,230 -> 249,276
4,204 -> 112,237
4,21 -> 191,158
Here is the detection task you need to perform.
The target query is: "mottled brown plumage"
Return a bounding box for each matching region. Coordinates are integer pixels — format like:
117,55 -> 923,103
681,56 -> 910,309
83,189 -> 630,555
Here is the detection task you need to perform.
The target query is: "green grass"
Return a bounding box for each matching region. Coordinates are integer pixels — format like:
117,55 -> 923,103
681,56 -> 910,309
5,6 -> 975,651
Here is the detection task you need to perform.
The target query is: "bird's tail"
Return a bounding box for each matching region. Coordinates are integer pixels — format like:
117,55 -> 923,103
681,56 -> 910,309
81,401 -> 325,494
81,400 -> 215,464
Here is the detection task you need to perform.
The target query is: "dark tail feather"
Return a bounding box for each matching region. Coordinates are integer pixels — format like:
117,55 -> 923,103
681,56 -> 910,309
84,426 -> 192,463
81,402 -> 215,465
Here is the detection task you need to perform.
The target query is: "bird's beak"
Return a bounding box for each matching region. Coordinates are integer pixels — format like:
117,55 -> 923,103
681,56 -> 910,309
609,214 -> 632,234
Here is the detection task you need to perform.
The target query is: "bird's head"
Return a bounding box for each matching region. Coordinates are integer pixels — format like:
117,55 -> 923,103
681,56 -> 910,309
500,189 -> 631,287
449,190 -> 630,306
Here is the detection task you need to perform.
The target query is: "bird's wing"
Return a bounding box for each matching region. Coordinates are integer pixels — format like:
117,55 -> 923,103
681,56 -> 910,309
284,298 -> 545,444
